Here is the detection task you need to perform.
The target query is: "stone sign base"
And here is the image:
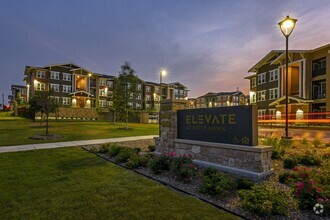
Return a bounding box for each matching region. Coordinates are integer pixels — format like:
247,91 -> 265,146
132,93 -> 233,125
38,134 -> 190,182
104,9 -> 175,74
155,138 -> 273,180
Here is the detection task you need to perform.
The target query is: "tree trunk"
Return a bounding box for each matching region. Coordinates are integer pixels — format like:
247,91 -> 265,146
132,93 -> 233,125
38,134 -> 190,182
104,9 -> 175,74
40,112 -> 43,127
46,113 -> 49,136
125,108 -> 128,130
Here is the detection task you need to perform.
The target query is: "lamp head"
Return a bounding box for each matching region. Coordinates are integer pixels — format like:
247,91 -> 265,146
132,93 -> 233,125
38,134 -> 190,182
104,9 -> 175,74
161,70 -> 166,76
279,15 -> 297,37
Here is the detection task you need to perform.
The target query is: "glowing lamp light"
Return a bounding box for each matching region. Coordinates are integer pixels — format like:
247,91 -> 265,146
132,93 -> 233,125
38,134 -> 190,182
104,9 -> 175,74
86,99 -> 91,104
72,98 -> 77,106
161,70 -> 167,76
88,73 -> 92,77
296,109 -> 304,120
33,79 -> 38,84
279,15 -> 297,37
276,111 -> 282,120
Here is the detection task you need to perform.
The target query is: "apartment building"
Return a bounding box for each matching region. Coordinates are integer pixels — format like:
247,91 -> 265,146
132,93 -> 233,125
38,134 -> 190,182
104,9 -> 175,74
23,63 -> 189,111
245,44 -> 330,119
8,85 -> 27,106
195,90 -> 247,108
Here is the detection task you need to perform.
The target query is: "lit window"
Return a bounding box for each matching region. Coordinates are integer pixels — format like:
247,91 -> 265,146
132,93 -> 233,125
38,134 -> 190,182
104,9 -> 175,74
35,83 -> 46,91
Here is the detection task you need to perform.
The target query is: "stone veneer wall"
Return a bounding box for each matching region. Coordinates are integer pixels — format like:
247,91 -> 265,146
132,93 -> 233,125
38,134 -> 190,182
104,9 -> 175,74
155,99 -> 274,180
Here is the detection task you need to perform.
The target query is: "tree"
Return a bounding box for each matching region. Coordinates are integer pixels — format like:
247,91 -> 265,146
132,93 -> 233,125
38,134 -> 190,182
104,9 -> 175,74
29,90 -> 59,136
112,62 -> 140,129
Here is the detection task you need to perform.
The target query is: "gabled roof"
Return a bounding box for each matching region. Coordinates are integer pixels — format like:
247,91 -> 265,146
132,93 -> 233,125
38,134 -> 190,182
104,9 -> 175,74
69,91 -> 94,97
45,62 -> 81,69
167,82 -> 188,89
269,96 -> 313,106
248,50 -> 283,73
98,74 -> 116,79
144,81 -> 160,86
11,85 -> 26,89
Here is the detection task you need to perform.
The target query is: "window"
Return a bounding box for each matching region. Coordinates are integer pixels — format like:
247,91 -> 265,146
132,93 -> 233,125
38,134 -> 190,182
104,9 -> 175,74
146,86 -> 151,92
128,102 -> 133,107
136,103 -> 141,109
63,73 -> 72,81
251,78 -> 256,88
99,100 -> 106,107
154,87 -> 159,92
127,83 -> 131,89
63,85 -> 72,93
35,82 -> 46,91
62,97 -> 71,105
251,93 -> 256,104
107,101 -> 113,107
50,84 -> 60,92
36,71 -> 45,79
50,71 -> 60,80
257,73 -> 266,84
313,63 -> 320,71
107,81 -> 113,88
146,95 -> 151,101
269,70 -> 278,81
130,93 -> 134,99
257,90 -> 266,102
51,96 -> 60,103
136,94 -> 141,100
20,89 -> 26,95
99,79 -> 106,86
269,109 -> 276,118
258,109 -> 266,119
137,84 -> 141,90
99,89 -> 106,96
107,90 -> 113,97
146,104 -> 150,109
320,59 -> 326,68
269,88 -> 278,100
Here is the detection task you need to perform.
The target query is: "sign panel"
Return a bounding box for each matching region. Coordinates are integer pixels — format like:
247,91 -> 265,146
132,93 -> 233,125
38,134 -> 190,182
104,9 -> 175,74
177,106 -> 257,146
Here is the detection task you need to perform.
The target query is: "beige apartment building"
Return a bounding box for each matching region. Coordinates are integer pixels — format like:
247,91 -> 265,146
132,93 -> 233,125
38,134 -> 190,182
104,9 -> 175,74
245,44 -> 330,119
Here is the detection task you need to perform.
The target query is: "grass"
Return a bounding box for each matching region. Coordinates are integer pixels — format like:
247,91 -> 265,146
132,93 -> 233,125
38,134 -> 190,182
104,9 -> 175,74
0,148 -> 239,219
0,114 -> 158,146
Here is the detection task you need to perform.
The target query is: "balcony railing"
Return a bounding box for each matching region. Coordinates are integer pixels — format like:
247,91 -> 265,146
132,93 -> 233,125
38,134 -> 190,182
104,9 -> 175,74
313,93 -> 326,100
312,68 -> 326,78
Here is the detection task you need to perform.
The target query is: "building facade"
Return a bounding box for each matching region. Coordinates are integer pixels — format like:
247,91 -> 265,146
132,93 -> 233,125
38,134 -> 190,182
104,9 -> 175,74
23,63 -> 189,111
245,44 -> 330,119
195,90 -> 247,108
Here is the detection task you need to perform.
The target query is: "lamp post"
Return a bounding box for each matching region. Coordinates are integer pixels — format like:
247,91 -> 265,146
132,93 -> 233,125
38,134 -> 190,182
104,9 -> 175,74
278,15 -> 297,139
159,70 -> 166,136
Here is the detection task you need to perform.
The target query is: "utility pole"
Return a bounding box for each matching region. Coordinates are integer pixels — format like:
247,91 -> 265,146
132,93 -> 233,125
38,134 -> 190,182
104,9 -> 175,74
1,93 -> 4,111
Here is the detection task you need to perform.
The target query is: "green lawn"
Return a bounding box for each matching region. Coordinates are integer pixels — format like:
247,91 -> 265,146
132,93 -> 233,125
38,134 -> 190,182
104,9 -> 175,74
0,148 -> 239,219
0,114 -> 158,146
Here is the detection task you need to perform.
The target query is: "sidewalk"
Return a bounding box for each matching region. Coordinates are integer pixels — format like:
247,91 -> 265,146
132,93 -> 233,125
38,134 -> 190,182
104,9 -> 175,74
0,135 -> 157,154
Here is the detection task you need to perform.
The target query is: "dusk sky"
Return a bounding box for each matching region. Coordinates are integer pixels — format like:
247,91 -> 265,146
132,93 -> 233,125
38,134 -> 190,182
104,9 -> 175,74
1,0 -> 330,103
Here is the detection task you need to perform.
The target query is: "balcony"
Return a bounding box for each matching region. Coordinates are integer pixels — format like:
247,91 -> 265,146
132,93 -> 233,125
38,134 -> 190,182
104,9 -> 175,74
312,67 -> 326,78
313,93 -> 326,100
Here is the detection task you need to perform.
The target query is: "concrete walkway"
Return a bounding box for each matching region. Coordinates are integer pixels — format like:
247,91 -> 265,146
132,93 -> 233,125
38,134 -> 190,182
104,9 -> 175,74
0,135 -> 157,154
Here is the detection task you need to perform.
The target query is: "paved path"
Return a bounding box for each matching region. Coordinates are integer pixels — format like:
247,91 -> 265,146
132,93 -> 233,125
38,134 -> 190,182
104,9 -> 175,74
0,135 -> 157,154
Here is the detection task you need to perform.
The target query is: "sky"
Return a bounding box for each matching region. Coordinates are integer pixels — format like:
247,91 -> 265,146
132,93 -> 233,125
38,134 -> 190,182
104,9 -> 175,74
1,0 -> 330,104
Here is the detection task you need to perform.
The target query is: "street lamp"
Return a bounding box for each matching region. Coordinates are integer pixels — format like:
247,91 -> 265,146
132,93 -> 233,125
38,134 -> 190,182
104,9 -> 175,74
159,70 -> 166,136
278,15 -> 297,139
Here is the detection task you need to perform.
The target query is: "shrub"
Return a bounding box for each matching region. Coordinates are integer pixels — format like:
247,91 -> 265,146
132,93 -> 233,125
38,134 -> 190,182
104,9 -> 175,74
132,147 -> 141,154
278,171 -> 299,185
279,138 -> 293,147
283,157 -> 299,169
126,155 -> 150,169
171,156 -> 196,182
203,168 -> 218,178
312,138 -> 322,148
108,144 -> 123,157
115,148 -> 133,163
148,155 -> 172,174
98,144 -> 110,154
239,185 -> 290,216
148,145 -> 156,152
271,146 -> 285,160
236,177 -> 254,190
200,171 -> 236,196
263,137 -> 280,147
298,154 -> 322,166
